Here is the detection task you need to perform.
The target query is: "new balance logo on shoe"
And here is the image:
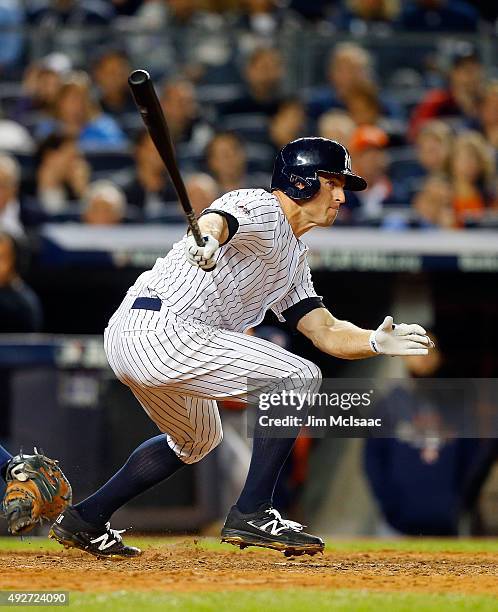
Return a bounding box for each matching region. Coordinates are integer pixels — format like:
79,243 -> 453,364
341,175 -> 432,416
247,519 -> 287,536
90,533 -> 117,551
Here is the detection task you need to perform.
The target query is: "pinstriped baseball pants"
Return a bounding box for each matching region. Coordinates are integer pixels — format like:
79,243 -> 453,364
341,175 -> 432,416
104,295 -> 321,464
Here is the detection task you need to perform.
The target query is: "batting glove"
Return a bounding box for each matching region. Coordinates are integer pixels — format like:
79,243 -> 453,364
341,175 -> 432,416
369,316 -> 434,356
185,234 -> 219,271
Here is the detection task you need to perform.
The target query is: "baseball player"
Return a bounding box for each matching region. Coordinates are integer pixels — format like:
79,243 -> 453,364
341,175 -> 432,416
49,137 -> 432,559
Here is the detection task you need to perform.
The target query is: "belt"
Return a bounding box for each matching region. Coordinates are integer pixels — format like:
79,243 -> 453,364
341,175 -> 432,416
131,297 -> 162,311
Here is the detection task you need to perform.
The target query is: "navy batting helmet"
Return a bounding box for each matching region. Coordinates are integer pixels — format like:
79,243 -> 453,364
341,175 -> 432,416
270,137 -> 367,200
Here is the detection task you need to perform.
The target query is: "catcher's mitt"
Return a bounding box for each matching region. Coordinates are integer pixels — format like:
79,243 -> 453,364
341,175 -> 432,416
2,449 -> 72,535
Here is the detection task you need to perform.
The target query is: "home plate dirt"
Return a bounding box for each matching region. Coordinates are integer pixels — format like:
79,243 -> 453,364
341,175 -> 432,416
1,541 -> 497,596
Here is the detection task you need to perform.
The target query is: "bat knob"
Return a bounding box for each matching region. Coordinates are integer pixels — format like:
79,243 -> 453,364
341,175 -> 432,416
128,70 -> 150,87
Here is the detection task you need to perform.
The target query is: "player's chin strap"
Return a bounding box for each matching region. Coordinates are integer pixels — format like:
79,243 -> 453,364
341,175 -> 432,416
265,508 -> 304,532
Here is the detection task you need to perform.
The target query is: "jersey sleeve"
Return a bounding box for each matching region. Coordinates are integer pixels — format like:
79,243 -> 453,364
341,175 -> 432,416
271,258 -> 324,329
199,190 -> 279,256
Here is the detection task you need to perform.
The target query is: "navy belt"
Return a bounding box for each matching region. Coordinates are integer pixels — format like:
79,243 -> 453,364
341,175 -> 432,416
131,297 -> 162,311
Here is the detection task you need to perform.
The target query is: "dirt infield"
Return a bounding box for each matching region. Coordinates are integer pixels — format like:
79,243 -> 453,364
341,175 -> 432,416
1,541 -> 497,596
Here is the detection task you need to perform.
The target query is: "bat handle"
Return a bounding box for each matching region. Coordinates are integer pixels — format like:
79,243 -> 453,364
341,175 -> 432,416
186,211 -> 205,247
186,211 -> 217,271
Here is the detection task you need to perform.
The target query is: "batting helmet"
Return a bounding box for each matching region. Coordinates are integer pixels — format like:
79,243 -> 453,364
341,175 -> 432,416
270,137 -> 367,200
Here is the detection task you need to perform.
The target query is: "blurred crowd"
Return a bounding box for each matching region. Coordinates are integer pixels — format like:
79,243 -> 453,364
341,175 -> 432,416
0,0 -> 497,236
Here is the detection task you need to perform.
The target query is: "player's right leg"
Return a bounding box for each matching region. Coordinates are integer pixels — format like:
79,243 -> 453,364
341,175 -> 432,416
49,391 -> 222,559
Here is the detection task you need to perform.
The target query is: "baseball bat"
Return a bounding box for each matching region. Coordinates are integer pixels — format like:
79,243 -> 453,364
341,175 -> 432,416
128,69 -> 204,247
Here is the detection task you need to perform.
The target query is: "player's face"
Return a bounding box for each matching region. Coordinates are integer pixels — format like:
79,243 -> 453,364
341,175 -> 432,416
305,174 -> 346,226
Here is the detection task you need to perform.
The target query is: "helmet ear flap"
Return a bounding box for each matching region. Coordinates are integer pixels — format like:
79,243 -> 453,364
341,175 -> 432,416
289,173 -> 311,187
280,167 -> 320,200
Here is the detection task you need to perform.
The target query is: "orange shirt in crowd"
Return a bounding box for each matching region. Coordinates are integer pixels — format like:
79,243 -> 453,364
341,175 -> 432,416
453,191 -> 485,226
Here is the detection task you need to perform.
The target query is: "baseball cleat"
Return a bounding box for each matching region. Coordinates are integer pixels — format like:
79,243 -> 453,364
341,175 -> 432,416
48,507 -> 141,559
221,504 -> 324,557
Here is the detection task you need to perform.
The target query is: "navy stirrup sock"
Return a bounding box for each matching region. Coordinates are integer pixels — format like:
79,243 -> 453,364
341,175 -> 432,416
236,435 -> 295,514
0,444 -> 13,481
74,435 -> 186,525
236,383 -> 316,514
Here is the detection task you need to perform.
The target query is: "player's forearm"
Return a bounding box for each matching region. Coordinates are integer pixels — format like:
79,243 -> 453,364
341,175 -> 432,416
197,213 -> 229,245
297,309 -> 375,359
299,308 -> 431,358
310,319 -> 375,360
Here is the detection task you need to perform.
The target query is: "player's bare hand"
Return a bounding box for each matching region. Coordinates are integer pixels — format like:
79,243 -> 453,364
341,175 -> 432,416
185,234 -> 219,271
369,316 -> 435,356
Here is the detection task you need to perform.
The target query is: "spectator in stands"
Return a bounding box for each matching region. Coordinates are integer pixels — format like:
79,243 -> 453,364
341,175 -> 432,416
123,130 -> 177,219
415,120 -> 453,180
399,0 -> 479,32
450,131 -> 496,225
36,72 -> 127,151
186,173 -> 218,216
12,53 -> 70,127
364,339 -> 482,536
342,125 -> 395,223
82,180 -> 126,226
220,47 -> 284,119
31,134 -> 90,214
393,120 -> 454,204
344,82 -> 382,127
206,131 -> 259,194
0,0 -> 24,73
0,117 -> 33,155
345,80 -> 408,144
268,99 -> 306,153
0,155 -> 24,238
412,176 -> 455,229
0,232 -> 42,332
409,44 -> 484,140
160,78 -> 213,157
308,43 -> 401,122
92,49 -> 136,129
233,0 -> 283,45
317,110 -> 356,149
478,81 -> 498,149
336,0 -> 400,34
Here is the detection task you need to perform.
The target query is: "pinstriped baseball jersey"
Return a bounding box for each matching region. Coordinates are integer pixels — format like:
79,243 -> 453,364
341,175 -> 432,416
105,188 -> 323,463
123,189 -> 321,333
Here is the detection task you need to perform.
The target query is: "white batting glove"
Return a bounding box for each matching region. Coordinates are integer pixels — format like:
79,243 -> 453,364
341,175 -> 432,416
369,316 -> 435,356
185,234 -> 219,271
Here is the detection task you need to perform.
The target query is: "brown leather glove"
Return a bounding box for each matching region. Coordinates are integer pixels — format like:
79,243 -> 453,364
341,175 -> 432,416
2,450 -> 72,535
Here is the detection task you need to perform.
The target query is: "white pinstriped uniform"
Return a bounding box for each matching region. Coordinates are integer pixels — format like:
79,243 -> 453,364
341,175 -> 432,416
104,189 -> 322,464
